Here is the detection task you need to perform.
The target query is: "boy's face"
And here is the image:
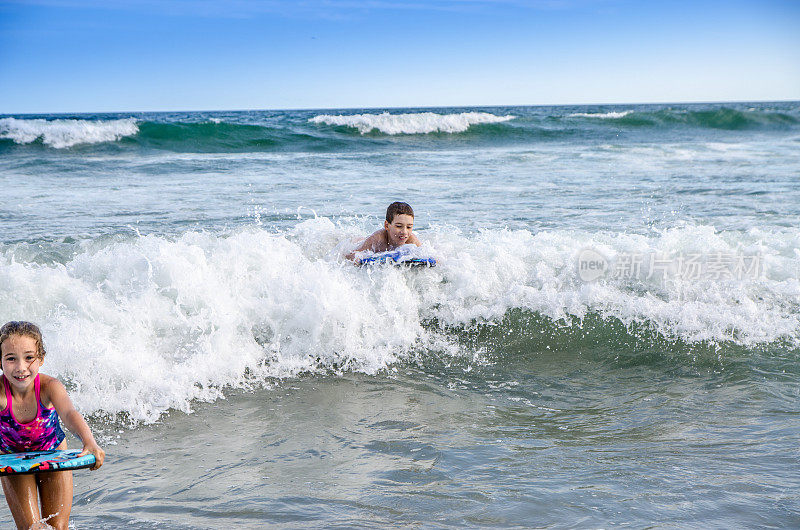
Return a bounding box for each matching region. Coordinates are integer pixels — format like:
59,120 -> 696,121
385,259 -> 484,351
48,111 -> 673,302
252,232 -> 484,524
384,213 -> 414,247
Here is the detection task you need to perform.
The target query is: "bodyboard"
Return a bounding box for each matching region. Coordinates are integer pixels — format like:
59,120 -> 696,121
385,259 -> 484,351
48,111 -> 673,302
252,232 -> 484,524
358,247 -> 436,267
0,450 -> 96,475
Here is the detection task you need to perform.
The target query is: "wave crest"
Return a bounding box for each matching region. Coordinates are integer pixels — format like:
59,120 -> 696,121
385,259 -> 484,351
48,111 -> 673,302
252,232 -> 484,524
569,111 -> 634,119
309,111 -> 515,134
0,117 -> 139,148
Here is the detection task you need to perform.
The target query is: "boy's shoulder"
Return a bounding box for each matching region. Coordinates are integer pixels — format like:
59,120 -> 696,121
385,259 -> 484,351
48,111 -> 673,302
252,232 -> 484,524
367,227 -> 388,238
365,229 -> 389,250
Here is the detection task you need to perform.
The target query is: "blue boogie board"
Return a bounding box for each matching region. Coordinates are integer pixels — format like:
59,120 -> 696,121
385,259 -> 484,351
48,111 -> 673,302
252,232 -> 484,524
0,450 -> 96,475
358,245 -> 437,267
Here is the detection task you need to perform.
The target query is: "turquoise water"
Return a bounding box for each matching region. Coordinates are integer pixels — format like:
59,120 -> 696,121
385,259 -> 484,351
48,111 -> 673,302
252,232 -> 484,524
1,102 -> 799,527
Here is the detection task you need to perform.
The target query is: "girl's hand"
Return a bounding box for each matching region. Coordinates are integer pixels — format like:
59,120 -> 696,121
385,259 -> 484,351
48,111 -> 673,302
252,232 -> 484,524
78,442 -> 106,470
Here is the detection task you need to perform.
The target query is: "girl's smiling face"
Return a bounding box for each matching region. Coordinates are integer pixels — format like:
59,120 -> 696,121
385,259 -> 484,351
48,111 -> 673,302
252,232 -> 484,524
1,334 -> 42,390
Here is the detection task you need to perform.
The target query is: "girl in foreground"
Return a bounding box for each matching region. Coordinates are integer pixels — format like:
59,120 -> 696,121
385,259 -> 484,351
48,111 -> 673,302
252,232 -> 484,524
0,321 -> 105,529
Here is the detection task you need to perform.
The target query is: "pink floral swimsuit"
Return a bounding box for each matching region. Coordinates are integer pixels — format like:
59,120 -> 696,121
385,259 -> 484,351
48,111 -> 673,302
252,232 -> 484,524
0,374 -> 65,453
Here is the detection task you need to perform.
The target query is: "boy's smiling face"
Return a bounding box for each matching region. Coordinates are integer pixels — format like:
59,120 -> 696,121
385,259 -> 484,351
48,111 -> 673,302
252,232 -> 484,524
384,213 -> 414,248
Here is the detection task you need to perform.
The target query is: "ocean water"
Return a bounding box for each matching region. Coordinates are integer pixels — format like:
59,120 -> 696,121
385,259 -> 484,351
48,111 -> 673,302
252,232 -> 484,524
1,102 -> 799,528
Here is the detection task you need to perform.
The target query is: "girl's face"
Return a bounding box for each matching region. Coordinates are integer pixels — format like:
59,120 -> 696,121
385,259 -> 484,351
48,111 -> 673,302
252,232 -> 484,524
1,334 -> 42,391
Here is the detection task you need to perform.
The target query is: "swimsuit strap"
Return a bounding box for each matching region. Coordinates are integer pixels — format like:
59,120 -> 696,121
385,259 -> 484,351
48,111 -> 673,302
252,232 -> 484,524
1,376 -> 10,414
34,374 -> 42,416
0,374 -> 43,418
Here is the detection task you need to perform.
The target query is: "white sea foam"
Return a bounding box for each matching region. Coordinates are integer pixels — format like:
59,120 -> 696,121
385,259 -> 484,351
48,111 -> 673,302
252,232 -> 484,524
0,117 -> 139,148
1,221 -> 797,424
569,111 -> 633,119
308,112 -> 515,134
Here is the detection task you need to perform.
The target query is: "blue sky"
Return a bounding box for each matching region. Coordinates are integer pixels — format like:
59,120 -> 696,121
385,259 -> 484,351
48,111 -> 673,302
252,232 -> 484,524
0,0 -> 798,113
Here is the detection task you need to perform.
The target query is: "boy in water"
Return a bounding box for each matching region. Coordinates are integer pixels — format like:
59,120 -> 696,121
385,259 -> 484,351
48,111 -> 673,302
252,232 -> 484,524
346,202 -> 421,262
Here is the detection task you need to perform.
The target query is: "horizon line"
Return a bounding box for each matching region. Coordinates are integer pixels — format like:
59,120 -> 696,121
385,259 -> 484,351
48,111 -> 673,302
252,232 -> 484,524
2,98 -> 799,117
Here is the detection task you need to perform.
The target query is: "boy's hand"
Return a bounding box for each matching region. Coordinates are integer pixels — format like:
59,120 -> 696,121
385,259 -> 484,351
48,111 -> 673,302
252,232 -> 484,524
78,442 -> 106,470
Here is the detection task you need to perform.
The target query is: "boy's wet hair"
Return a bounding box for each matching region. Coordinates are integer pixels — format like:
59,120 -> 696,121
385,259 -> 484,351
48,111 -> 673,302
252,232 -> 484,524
0,321 -> 46,360
386,202 -> 414,223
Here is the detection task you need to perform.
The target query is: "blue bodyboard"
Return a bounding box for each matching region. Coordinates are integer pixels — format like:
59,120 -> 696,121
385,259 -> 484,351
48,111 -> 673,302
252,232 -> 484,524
0,450 -> 96,475
358,246 -> 437,267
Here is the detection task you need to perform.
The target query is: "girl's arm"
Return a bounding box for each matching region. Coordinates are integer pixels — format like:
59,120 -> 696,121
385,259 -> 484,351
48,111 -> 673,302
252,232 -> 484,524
42,376 -> 105,470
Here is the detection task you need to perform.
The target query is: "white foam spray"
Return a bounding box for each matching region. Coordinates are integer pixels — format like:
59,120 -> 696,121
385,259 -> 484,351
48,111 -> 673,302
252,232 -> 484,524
1,221 -> 796,424
569,111 -> 633,119
309,112 -> 515,134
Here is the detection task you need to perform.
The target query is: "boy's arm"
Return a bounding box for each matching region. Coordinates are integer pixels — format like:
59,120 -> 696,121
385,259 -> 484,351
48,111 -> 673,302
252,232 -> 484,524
408,233 -> 421,246
42,376 -> 106,470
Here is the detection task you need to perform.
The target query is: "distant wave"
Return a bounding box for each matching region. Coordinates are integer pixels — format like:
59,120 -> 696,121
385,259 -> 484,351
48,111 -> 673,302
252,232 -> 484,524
308,111 -> 516,134
0,117 -> 138,148
1,105 -> 797,153
569,111 -> 634,119
610,107 -> 799,130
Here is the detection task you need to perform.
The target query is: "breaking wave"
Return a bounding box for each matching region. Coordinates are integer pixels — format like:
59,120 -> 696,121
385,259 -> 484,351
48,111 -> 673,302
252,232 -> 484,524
0,117 -> 139,148
568,111 -> 634,119
308,111 -> 516,134
1,221 -> 797,424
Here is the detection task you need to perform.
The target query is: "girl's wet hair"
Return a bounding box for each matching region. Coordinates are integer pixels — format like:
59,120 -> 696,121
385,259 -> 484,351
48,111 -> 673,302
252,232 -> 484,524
0,321 -> 46,359
386,201 -> 414,223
